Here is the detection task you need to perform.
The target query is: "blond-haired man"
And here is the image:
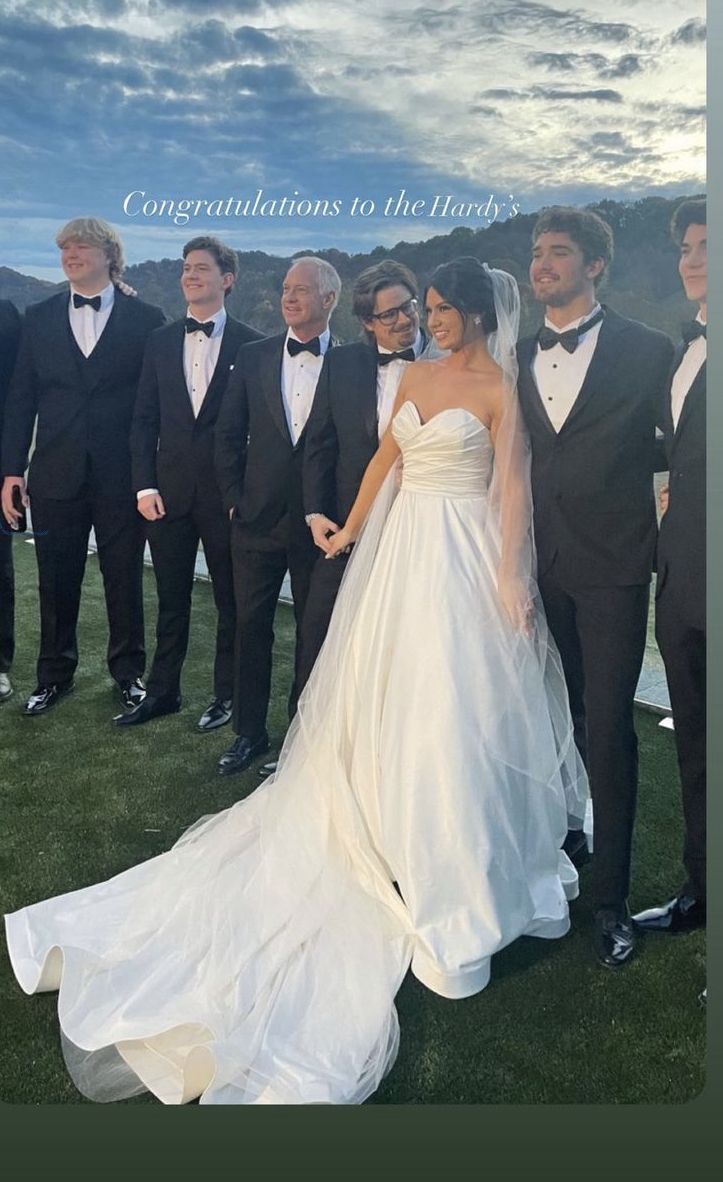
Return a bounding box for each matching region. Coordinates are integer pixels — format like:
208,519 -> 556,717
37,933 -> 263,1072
1,218 -> 165,714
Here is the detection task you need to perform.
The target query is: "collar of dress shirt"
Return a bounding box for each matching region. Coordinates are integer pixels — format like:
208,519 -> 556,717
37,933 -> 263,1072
70,281 -> 115,311
377,329 -> 424,358
696,310 -> 707,327
543,301 -> 602,334
286,326 -> 331,355
185,304 -> 227,338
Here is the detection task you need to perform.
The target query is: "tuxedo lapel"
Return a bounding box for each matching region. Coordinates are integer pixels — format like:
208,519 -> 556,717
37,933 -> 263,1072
517,335 -> 556,437
194,320 -> 239,426
360,346 -> 381,443
78,291 -> 132,392
261,335 -> 291,445
559,309 -> 625,433
674,359 -> 706,442
163,321 -> 196,423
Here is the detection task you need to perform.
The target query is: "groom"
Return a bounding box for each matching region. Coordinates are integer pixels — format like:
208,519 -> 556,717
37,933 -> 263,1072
633,199 -> 707,938
116,236 -> 262,730
517,207 -> 673,968
298,259 -> 425,693
214,256 -> 341,775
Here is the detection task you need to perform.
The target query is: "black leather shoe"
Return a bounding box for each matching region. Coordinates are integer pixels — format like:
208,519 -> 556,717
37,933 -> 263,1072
632,894 -> 706,933
259,760 -> 278,778
563,828 -> 590,869
117,677 -> 147,711
217,733 -> 269,777
24,681 -> 75,716
593,905 -> 635,969
114,693 -> 181,727
197,698 -> 233,732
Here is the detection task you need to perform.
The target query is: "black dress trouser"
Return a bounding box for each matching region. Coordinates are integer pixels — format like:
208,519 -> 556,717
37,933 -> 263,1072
655,582 -> 706,901
30,488 -> 145,686
0,528 -> 14,673
538,565 -> 650,911
145,497 -> 235,701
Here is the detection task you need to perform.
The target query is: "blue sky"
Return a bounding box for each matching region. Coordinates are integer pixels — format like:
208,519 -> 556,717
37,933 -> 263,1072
0,0 -> 706,280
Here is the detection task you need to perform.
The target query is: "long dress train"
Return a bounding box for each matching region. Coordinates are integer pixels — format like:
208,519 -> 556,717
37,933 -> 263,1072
5,403 -> 587,1104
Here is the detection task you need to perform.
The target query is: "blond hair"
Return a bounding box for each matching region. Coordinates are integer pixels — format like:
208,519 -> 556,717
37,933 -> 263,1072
55,217 -> 126,282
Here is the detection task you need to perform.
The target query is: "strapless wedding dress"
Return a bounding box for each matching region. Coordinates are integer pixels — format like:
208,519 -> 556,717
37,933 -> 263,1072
5,402 -> 587,1104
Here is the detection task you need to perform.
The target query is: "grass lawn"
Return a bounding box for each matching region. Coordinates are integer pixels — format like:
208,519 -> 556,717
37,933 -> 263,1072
0,539 -> 705,1104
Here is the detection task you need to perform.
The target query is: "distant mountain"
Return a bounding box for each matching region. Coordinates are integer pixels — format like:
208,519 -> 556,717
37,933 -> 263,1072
1,194 -> 702,340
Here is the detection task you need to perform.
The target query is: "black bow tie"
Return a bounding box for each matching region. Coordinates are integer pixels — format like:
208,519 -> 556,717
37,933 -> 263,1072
681,319 -> 706,346
287,336 -> 321,357
378,348 -> 416,366
185,317 -> 214,337
538,308 -> 604,354
73,293 -> 102,312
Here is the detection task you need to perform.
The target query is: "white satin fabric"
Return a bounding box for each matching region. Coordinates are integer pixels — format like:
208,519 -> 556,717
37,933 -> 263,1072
5,403 -> 586,1105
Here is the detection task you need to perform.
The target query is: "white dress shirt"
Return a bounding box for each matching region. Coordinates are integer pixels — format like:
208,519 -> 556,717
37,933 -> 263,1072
376,330 -> 424,438
532,304 -> 603,432
281,327 -> 331,446
671,313 -> 706,431
68,282 -> 115,357
184,305 -> 227,417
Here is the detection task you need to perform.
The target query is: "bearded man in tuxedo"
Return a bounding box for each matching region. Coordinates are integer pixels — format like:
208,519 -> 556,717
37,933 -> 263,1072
0,297 -> 22,703
633,199 -> 707,941
1,218 -> 165,715
116,236 -> 263,731
516,207 -> 673,968
214,256 -> 341,776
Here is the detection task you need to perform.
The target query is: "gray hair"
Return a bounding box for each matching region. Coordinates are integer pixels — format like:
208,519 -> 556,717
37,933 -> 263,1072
288,255 -> 341,310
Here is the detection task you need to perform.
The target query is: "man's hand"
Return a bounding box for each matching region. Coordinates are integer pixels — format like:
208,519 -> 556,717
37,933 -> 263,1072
1,476 -> 27,527
325,527 -> 355,559
659,485 -> 669,517
309,514 -> 340,554
137,492 -> 166,521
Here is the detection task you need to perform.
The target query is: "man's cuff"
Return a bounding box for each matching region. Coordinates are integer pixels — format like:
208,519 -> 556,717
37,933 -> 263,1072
305,512 -> 322,526
137,488 -> 159,500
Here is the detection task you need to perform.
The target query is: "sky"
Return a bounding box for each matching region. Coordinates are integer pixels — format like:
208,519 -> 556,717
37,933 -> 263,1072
0,0 -> 706,280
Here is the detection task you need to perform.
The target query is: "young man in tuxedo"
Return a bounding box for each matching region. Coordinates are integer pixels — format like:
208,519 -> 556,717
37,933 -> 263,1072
116,236 -> 263,731
214,256 -> 341,776
633,200 -> 707,940
517,207 -> 674,968
0,219 -> 165,716
0,298 -> 22,702
299,259 -> 424,690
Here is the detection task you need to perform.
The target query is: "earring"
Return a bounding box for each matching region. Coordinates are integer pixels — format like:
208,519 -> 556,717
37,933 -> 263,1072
473,316 -> 481,325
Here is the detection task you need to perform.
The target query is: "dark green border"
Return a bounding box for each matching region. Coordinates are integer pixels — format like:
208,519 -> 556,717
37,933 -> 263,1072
2,4 -> 720,1177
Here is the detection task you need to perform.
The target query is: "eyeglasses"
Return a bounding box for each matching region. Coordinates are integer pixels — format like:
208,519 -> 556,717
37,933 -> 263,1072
368,298 -> 419,326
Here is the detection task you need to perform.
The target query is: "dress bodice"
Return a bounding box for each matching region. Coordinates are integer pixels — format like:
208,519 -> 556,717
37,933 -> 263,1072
392,401 -> 493,497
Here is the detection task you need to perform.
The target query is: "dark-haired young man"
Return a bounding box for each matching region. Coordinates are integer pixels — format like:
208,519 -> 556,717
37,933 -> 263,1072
633,199 -> 707,940
517,206 -> 674,968
298,260 -> 425,695
117,236 -> 262,730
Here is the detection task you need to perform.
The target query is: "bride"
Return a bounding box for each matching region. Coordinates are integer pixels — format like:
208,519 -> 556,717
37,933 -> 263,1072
4,258 -> 587,1105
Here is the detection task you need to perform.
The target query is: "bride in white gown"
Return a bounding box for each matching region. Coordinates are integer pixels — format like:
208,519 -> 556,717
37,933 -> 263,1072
4,259 -> 587,1105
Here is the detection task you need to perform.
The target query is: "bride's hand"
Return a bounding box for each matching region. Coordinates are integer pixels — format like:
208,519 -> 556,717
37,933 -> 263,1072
325,527 -> 355,559
498,573 -> 535,636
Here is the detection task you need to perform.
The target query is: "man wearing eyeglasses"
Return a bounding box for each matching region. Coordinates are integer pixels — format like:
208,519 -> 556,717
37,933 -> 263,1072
297,260 -> 424,697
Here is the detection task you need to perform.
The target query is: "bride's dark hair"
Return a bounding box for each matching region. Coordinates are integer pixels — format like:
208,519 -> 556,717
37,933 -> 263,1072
426,256 -> 498,335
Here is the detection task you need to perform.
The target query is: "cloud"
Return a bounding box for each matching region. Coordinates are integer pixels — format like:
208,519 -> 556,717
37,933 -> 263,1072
526,50 -> 646,78
479,85 -> 623,103
671,19 -> 706,45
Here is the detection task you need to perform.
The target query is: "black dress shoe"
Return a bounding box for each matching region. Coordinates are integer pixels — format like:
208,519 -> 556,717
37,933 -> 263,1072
117,677 -> 147,711
217,733 -> 269,777
259,761 -> 278,778
197,698 -> 233,732
562,828 -> 590,869
593,905 -> 635,969
632,894 -> 706,933
24,681 -> 75,716
114,692 -> 181,727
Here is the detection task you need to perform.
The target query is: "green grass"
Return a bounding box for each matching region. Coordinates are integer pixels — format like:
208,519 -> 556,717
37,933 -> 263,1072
0,540 -> 705,1104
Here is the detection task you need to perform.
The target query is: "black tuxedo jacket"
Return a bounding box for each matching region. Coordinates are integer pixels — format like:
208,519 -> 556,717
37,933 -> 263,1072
131,314 -> 263,518
215,331 -> 335,547
517,307 -> 674,587
0,299 -> 22,460
1,289 -> 166,498
655,345 -> 705,629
